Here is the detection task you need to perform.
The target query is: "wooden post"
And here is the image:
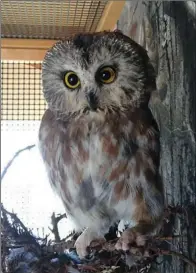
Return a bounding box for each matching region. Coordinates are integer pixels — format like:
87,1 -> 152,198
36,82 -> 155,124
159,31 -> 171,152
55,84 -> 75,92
118,1 -> 196,272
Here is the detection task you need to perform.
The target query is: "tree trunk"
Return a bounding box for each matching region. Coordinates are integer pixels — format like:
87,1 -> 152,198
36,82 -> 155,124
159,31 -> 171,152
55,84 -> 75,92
118,1 -> 196,272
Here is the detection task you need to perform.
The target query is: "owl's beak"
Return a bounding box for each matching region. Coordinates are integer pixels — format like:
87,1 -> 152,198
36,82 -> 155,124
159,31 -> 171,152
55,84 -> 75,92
86,91 -> 98,111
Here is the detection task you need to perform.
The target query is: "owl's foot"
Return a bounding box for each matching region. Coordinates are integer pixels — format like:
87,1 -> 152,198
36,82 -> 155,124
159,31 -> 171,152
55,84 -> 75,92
115,228 -> 147,253
75,228 -> 105,258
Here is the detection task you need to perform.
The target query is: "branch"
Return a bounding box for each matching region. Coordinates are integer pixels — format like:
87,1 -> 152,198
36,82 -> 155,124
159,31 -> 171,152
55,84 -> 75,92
1,144 -> 36,182
1,204 -> 30,235
49,212 -> 67,243
56,213 -> 67,223
87,236 -> 196,269
1,203 -> 40,249
161,250 -> 196,268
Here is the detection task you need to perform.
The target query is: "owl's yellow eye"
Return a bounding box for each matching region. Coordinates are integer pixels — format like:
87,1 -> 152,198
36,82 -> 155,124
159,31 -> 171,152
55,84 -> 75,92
64,71 -> 80,89
98,66 -> 116,84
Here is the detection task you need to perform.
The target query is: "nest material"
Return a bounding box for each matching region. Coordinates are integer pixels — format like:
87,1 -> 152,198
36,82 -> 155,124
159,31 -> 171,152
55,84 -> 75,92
1,203 -> 196,273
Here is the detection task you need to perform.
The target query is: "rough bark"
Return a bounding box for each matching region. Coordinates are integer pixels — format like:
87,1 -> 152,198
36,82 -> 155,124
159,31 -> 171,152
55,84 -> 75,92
118,1 -> 196,273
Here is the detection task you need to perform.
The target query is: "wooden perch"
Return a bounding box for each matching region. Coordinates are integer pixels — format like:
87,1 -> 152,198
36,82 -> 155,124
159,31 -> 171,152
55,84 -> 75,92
160,250 -> 196,268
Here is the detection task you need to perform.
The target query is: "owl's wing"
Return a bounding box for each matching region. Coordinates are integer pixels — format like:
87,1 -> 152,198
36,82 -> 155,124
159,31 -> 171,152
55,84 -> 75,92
39,109 -> 62,162
38,109 -> 72,202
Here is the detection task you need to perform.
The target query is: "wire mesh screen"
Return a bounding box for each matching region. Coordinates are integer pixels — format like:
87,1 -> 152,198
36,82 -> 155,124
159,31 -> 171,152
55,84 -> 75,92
1,0 -> 108,39
1,61 -> 46,121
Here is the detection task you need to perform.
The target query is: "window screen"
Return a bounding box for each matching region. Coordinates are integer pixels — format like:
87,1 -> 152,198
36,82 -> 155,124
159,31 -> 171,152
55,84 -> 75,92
1,61 -> 46,122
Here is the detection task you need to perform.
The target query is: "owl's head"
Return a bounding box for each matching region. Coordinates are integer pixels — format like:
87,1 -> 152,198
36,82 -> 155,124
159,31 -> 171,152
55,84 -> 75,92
42,31 -> 156,120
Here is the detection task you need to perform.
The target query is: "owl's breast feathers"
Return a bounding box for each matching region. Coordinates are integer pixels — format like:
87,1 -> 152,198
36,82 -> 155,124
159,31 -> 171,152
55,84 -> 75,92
39,108 -> 162,225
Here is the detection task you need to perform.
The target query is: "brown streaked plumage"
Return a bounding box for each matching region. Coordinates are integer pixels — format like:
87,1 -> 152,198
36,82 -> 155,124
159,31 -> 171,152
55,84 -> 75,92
39,31 -> 164,258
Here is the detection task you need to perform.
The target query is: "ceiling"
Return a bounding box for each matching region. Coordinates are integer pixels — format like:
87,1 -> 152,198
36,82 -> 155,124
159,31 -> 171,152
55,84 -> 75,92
1,0 -> 108,39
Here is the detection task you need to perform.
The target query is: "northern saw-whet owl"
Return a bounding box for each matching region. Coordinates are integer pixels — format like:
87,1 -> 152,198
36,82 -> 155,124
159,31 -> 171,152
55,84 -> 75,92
39,31 -> 164,258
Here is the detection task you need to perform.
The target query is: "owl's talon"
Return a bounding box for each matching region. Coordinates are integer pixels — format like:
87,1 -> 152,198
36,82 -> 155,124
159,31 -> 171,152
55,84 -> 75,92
74,237 -> 88,259
115,228 -> 146,252
74,228 -> 105,259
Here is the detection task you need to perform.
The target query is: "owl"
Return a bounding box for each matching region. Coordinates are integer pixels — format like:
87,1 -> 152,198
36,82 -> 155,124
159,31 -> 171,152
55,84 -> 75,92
39,31 -> 164,258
